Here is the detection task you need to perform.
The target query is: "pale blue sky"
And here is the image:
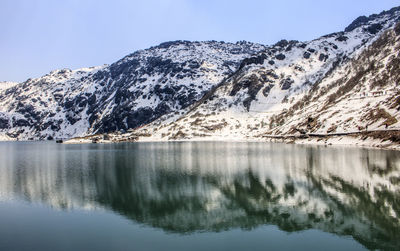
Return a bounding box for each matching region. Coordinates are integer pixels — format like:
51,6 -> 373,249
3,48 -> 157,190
1,0 -> 399,82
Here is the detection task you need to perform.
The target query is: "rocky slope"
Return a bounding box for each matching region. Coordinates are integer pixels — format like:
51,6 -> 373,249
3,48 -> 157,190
1,6 -> 400,143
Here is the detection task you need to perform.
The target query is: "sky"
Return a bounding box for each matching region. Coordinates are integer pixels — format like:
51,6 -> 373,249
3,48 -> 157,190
1,0 -> 399,82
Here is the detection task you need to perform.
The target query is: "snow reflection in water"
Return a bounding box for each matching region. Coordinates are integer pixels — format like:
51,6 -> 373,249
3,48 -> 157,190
0,142 -> 399,250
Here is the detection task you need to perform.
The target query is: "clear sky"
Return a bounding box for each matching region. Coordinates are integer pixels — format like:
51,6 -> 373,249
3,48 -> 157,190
1,0 -> 399,82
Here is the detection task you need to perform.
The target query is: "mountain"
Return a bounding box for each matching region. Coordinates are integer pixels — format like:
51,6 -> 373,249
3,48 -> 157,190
1,6 -> 400,143
0,41 -> 266,140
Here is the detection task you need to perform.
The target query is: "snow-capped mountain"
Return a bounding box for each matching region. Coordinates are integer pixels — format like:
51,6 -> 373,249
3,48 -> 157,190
1,6 -> 400,142
0,41 -> 266,140
113,6 -> 400,145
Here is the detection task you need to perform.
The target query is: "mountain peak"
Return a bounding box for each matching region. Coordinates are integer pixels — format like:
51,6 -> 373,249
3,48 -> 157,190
345,6 -> 400,32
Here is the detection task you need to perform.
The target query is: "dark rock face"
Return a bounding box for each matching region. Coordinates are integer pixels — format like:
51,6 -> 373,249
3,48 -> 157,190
303,52 -> 311,59
319,53 -> 329,62
0,117 -> 9,129
242,76 -> 264,111
14,118 -> 30,127
274,40 -> 299,51
274,39 -> 289,47
265,70 -> 279,80
365,23 -> 383,34
280,78 -> 294,90
299,43 -> 307,49
395,22 -> 400,35
335,35 -> 349,42
275,54 -> 286,60
239,54 -> 267,69
307,48 -> 316,53
230,74 -> 264,111
345,16 -> 370,32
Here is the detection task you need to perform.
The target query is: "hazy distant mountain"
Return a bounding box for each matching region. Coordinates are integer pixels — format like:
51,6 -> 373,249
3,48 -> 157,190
0,6 -> 399,141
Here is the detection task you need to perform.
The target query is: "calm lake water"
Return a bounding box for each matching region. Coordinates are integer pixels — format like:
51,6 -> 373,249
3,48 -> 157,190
0,142 -> 399,251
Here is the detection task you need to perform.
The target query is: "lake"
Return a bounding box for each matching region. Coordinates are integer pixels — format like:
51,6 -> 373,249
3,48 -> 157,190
0,141 -> 399,250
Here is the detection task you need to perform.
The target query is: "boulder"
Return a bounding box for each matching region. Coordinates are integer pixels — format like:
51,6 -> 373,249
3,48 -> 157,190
280,78 -> 294,90
275,54 -> 286,60
303,52 -> 311,59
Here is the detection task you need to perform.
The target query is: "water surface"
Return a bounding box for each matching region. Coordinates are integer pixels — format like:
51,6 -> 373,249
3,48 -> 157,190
0,142 -> 399,250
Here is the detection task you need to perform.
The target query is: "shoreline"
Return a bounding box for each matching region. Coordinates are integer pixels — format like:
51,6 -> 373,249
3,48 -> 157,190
61,134 -> 400,151
1,132 -> 399,151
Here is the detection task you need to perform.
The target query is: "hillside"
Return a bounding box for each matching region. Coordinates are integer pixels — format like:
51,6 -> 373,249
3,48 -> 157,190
82,7 -> 400,149
0,41 -> 266,140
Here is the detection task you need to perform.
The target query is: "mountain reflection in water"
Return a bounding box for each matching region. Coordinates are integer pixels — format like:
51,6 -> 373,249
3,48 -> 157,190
0,142 -> 399,250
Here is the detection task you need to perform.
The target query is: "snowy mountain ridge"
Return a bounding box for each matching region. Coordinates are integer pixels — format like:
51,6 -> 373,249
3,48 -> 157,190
1,6 -> 400,143
0,41 -> 266,139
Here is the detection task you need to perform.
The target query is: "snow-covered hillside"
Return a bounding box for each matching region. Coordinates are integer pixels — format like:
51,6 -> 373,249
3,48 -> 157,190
0,41 -> 266,140
1,6 -> 400,143
94,6 -> 399,147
